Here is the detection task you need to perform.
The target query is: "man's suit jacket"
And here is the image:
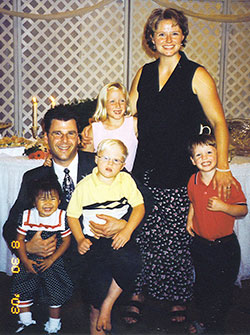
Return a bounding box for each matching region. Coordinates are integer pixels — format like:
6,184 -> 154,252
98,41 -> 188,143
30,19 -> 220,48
3,151 -> 96,251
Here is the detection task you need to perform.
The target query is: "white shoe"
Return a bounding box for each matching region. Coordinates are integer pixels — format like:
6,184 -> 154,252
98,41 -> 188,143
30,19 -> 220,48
44,320 -> 61,334
16,320 -> 37,333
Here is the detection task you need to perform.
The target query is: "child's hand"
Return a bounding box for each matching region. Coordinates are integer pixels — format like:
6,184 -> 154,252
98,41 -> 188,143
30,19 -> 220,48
43,153 -> 52,167
78,238 -> 92,255
81,125 -> 93,148
37,257 -> 54,272
186,220 -> 195,237
111,229 -> 132,250
23,259 -> 38,274
207,196 -> 226,212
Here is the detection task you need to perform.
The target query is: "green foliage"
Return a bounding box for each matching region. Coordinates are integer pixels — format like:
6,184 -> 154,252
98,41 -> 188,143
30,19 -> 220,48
24,144 -> 47,155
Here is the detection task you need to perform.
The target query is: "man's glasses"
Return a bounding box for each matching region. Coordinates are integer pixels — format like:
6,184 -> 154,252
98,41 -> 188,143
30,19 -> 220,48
49,131 -> 78,139
97,155 -> 124,165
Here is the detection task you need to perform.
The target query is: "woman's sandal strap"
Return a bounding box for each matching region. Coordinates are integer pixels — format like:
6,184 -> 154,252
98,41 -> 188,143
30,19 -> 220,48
126,300 -> 143,311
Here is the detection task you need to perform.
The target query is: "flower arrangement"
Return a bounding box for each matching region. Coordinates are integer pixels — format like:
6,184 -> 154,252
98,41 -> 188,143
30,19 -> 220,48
23,139 -> 49,160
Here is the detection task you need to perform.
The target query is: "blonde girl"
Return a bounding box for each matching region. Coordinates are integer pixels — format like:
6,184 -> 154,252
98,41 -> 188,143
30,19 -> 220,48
82,82 -> 138,172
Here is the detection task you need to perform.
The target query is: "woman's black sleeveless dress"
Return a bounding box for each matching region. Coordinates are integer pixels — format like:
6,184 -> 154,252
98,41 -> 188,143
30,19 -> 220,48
133,52 -> 209,302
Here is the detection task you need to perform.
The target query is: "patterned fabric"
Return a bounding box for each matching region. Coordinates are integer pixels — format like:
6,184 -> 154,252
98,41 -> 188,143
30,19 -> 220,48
11,255 -> 73,307
17,208 -> 71,238
67,168 -> 144,237
134,171 -> 194,303
62,168 -> 75,203
11,211 -> 73,307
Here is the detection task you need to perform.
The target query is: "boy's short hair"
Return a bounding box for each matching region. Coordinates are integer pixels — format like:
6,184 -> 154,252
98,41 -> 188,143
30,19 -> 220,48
188,134 -> 217,157
29,176 -> 63,206
96,139 -> 128,161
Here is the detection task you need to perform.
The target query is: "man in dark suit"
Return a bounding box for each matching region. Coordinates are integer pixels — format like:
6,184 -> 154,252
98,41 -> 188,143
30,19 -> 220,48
3,105 -> 96,256
3,104 -> 152,334
3,104 -> 140,257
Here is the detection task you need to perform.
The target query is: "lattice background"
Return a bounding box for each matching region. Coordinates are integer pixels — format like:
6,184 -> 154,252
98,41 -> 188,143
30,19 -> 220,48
0,1 -> 14,133
224,1 -> 250,119
0,0 -> 249,139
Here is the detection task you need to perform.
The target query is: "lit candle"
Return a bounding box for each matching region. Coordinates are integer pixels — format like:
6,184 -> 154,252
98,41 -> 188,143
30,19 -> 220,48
50,96 -> 56,109
32,97 -> 38,128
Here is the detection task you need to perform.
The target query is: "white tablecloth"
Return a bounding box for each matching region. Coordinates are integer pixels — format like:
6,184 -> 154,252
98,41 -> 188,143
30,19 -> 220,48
230,156 -> 250,285
0,155 -> 43,275
0,155 -> 249,284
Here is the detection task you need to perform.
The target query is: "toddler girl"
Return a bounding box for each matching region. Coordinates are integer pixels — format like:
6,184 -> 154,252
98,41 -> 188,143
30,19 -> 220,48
11,177 -> 73,335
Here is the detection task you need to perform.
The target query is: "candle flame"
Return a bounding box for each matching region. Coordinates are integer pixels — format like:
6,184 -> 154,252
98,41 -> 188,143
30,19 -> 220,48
32,97 -> 37,103
50,96 -> 56,108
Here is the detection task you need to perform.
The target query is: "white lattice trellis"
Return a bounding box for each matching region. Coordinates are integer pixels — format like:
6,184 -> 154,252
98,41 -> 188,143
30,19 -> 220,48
224,1 -> 250,119
0,0 -> 14,136
0,0 -> 249,139
130,0 -> 223,91
20,0 -> 126,138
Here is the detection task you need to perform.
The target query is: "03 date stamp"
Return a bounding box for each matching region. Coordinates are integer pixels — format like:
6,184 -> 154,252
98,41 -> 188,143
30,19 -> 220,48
10,240 -> 20,314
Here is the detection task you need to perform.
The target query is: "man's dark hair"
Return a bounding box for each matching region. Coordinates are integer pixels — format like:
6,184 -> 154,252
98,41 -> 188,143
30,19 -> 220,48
43,104 -> 81,134
29,176 -> 63,206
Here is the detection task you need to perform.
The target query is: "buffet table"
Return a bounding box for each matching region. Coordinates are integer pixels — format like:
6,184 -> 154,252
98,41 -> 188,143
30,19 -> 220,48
0,154 -> 249,285
230,156 -> 250,286
0,154 -> 43,275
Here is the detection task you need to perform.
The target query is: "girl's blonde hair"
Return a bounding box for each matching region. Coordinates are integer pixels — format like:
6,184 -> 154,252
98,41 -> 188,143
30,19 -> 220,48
97,139 -> 128,161
92,82 -> 132,122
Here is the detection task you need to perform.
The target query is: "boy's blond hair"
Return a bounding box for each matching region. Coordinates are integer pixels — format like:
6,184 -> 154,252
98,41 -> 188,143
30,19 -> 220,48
97,139 -> 128,161
92,82 -> 132,122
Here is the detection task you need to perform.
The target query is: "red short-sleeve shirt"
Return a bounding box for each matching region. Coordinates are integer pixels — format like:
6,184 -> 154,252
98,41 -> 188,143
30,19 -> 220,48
188,172 -> 247,240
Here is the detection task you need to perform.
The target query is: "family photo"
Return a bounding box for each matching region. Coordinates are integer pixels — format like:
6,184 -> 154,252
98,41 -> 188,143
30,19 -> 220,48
0,1 -> 249,334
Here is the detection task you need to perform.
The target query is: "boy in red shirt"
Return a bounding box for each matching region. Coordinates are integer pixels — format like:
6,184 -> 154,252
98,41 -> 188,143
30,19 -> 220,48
187,134 -> 248,334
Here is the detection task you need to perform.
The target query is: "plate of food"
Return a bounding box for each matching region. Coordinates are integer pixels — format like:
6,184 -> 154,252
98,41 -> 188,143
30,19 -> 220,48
0,122 -> 12,131
227,118 -> 250,157
0,136 -> 33,148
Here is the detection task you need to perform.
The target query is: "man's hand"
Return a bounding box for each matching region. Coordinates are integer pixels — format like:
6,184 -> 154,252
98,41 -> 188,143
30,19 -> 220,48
25,231 -> 57,257
89,214 -> 127,239
212,170 -> 238,201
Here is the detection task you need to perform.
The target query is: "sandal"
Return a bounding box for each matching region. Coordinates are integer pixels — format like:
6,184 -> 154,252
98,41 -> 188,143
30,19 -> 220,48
187,321 -> 206,334
170,305 -> 187,323
122,300 -> 143,325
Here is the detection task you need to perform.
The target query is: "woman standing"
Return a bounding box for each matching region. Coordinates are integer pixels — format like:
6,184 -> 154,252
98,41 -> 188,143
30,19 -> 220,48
126,7 -> 234,326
